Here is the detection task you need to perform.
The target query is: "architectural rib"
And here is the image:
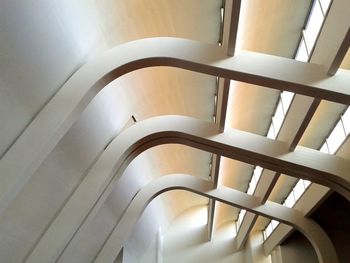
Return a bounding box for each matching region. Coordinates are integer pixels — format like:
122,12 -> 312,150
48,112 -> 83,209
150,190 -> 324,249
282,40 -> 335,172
94,174 -> 338,263
25,115 -> 349,263
1,37 -> 350,219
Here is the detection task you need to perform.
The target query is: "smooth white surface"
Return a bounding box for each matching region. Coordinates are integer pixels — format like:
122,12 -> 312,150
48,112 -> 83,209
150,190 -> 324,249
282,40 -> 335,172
95,174 -> 337,263
25,115 -> 348,263
1,37 -> 350,222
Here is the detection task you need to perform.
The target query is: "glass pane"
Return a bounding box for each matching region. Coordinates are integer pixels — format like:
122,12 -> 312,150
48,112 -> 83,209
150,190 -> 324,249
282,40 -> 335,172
342,107 -> 350,135
238,209 -> 246,226
271,220 -> 279,229
273,101 -> 285,135
284,193 -> 295,208
305,1 -> 324,50
293,179 -> 305,201
267,124 -> 275,139
265,222 -> 273,238
281,91 -> 294,114
319,142 -> 329,153
327,121 -> 346,154
252,173 -> 257,186
303,179 -> 311,189
254,166 -> 263,182
247,182 -> 255,195
319,0 -> 332,13
295,38 -> 309,62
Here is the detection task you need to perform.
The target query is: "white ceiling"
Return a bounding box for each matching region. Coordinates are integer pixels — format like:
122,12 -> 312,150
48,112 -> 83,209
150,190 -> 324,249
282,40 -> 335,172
4,0 -> 346,262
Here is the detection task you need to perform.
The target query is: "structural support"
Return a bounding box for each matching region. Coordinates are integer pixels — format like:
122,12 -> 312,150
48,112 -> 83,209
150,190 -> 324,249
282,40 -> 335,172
208,77 -> 230,240
94,174 -> 338,263
289,99 -> 321,151
2,37 -> 349,220
207,0 -> 239,240
207,153 -> 221,240
328,27 -> 350,75
263,183 -> 331,255
24,115 -> 350,263
235,0 -> 350,249
236,171 -> 280,249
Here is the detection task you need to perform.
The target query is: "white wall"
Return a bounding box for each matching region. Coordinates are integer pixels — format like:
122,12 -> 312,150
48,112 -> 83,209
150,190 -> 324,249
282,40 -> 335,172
0,88 -> 129,262
0,0 -> 108,157
56,148 -> 165,262
163,205 -> 245,263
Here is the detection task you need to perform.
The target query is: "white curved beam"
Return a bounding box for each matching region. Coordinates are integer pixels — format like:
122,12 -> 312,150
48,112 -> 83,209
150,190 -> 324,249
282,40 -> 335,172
25,115 -> 349,263
1,37 -> 350,217
94,174 -> 337,263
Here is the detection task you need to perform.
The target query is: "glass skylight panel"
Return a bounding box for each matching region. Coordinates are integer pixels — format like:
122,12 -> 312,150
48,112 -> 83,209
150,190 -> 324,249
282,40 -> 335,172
246,166 -> 263,196
247,182 -> 255,195
295,39 -> 309,62
304,1 -> 324,50
282,178 -> 312,210
237,209 -> 246,228
272,101 -> 284,135
264,220 -> 278,240
265,223 -> 273,239
251,174 -> 257,186
303,179 -> 311,189
271,220 -> 279,229
342,107 -> 350,135
293,179 -> 305,201
319,0 -> 332,13
275,100 -> 284,119
281,91 -> 294,114
267,95 -> 290,141
327,120 -> 346,154
284,192 -> 295,208
267,124 -> 275,139
319,142 -> 329,153
253,166 -> 263,182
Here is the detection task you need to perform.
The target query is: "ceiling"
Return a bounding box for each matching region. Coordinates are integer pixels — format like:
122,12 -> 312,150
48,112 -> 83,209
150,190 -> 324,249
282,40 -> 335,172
2,0 -> 348,262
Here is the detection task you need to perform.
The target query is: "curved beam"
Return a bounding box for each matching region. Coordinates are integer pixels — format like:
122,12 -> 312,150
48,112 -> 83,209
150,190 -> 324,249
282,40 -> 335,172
25,115 -> 349,263
94,174 -> 337,263
1,37 -> 350,217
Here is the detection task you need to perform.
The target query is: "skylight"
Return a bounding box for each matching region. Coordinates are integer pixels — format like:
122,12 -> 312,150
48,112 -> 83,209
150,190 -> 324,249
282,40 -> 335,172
319,0 -> 332,15
263,110 -> 349,240
304,1 -> 324,50
327,120 -> 347,154
342,107 -> 350,135
237,209 -> 246,229
236,166 -> 263,229
295,38 -> 309,62
262,0 -> 336,241
264,106 -> 348,240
